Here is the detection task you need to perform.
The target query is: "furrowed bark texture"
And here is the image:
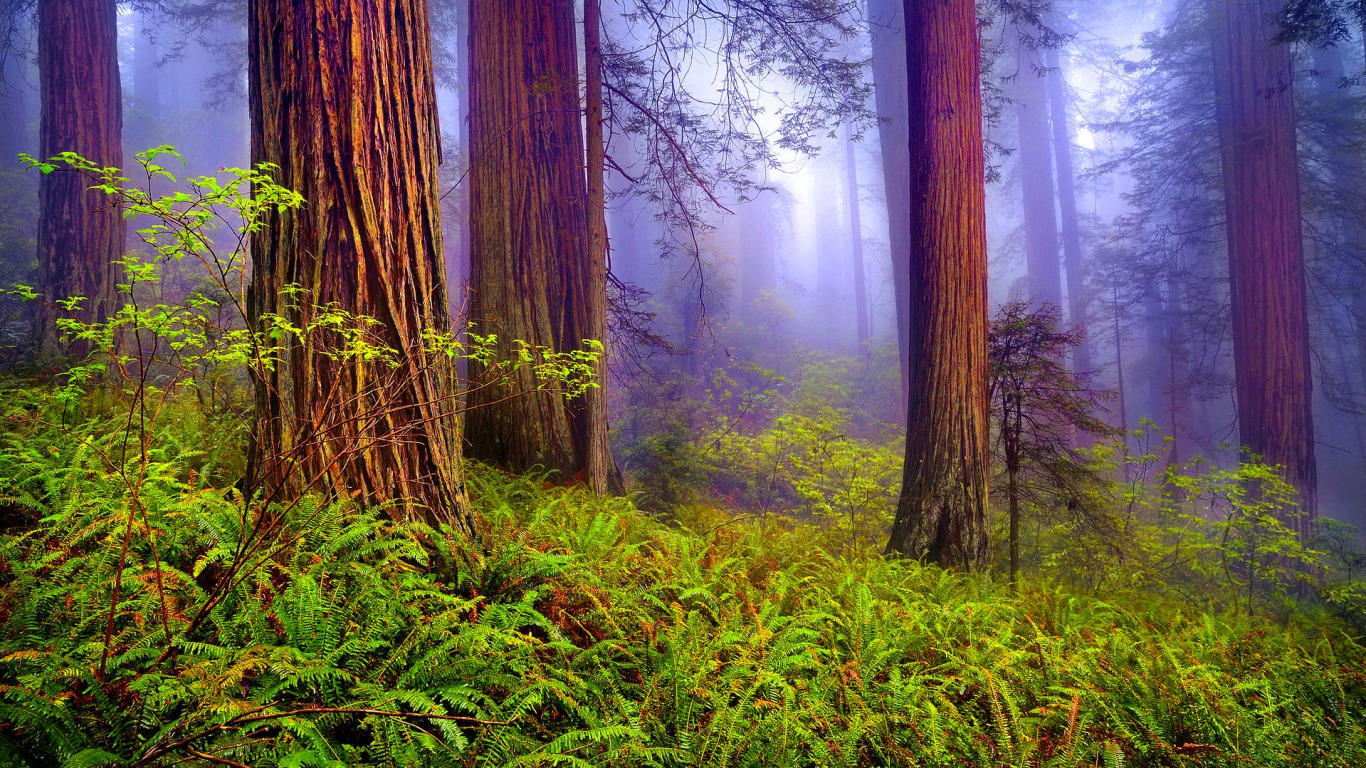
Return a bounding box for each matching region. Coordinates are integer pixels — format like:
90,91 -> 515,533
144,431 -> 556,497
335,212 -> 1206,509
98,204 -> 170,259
885,0 -> 990,570
247,0 -> 471,530
868,0 -> 911,397
583,0 -> 623,494
467,0 -> 614,485
1212,0 -> 1317,531
36,0 -> 124,359
1013,32 -> 1062,310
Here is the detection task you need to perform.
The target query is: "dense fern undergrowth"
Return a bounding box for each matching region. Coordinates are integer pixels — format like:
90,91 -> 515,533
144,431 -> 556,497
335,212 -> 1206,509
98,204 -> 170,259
0,389 -> 1362,767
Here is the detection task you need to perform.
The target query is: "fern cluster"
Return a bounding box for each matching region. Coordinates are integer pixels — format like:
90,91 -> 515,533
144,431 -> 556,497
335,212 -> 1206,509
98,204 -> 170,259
2,390 -> 1362,766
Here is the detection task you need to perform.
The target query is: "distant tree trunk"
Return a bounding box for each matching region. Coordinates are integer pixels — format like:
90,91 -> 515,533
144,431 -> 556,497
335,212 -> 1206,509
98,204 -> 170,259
843,122 -> 870,355
466,0 -> 615,486
884,0 -> 990,570
815,149 -> 846,352
246,0 -> 471,531
1112,280 -> 1129,438
133,11 -> 160,136
35,0 -> 124,360
739,189 -> 777,317
1313,43 -> 1366,477
1210,0 -> 1317,533
1045,45 -> 1090,376
868,0 -> 910,398
0,31 -> 30,162
1013,31 -> 1062,309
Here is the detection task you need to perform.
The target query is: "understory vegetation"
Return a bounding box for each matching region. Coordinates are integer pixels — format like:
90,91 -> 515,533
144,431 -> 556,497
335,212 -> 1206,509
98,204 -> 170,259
0,384 -> 1363,767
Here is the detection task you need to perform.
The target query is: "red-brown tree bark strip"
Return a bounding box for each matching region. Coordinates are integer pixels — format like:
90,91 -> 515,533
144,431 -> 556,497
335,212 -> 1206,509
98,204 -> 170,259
583,0 -> 623,494
1210,0 -> 1317,532
884,0 -> 990,570
247,0 -> 471,530
465,0 -> 615,487
35,0 -> 124,360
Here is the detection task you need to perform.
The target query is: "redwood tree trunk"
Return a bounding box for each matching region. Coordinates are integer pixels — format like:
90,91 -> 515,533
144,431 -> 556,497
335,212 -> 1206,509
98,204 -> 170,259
868,0 -> 911,398
1211,0 -> 1317,532
247,0 -> 471,530
35,0 -> 124,359
884,0 -> 990,570
466,0 -> 615,486
583,0 -> 623,494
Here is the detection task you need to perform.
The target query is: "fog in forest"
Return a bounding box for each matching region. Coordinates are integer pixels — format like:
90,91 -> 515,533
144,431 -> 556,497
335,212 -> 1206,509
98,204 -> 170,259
3,0 -> 1365,540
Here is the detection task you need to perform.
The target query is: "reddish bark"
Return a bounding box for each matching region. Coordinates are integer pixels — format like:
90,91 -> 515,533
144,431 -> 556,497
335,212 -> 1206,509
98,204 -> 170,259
1210,0 -> 1317,532
466,0 -> 616,488
247,0 -> 471,530
35,0 -> 124,359
884,0 -> 990,570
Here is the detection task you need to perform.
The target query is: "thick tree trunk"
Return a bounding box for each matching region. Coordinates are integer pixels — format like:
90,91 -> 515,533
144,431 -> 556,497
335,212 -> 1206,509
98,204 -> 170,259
1210,0 -> 1317,533
843,122 -> 870,354
868,0 -> 911,398
884,0 -> 990,570
247,0 -> 470,531
1045,46 -> 1090,376
35,0 -> 124,361
466,0 -> 615,486
1013,31 -> 1062,309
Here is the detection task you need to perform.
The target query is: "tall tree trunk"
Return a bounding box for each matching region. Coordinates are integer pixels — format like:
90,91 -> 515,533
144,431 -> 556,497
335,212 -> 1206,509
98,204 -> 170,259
247,0 -> 470,531
843,122 -> 870,355
884,0 -> 990,570
1045,45 -> 1090,376
35,0 -> 124,360
1013,31 -> 1062,309
583,0 -> 622,494
1210,0 -> 1317,533
466,0 -> 615,486
868,0 -> 911,399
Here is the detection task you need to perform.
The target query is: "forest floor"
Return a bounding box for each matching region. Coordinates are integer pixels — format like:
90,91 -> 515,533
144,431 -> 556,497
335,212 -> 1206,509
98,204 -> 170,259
1,412 -> 1363,767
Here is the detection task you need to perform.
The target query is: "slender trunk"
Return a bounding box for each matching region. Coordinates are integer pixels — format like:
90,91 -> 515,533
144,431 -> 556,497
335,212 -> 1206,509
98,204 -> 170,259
884,0 -> 990,570
867,0 -> 911,399
466,0 -> 615,486
1013,29 -> 1062,309
1210,0 -> 1317,533
844,122 -> 870,355
1006,402 -> 1021,588
583,0 -> 623,494
246,0 -> 470,531
35,0 -> 124,360
1113,280 -> 1129,449
1045,45 -> 1090,376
